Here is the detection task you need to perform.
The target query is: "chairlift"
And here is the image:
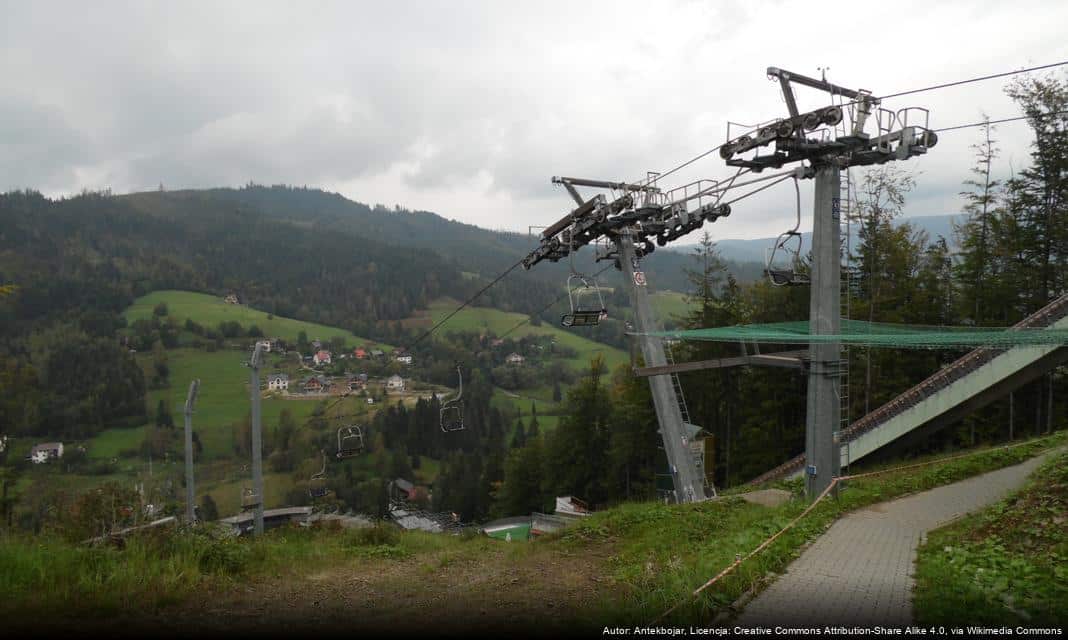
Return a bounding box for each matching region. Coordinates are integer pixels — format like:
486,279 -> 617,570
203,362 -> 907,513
240,487 -> 259,511
440,364 -> 464,433
309,449 -> 331,499
764,178 -> 810,287
560,225 -> 608,327
336,425 -> 365,459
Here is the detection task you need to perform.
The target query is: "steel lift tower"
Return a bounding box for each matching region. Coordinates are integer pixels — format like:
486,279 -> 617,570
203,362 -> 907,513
719,67 -> 938,500
524,176 -> 735,503
183,379 -> 200,523
245,343 -> 266,535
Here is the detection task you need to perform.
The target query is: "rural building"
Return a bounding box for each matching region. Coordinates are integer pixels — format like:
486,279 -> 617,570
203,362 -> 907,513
255,339 -> 272,353
490,338 -> 505,347
0,435 -> 7,453
302,375 -> 331,393
389,478 -> 418,502
311,339 -> 323,350
554,496 -> 591,519
354,347 -> 367,359
395,354 -> 413,365
224,293 -> 240,305
386,375 -> 405,392
482,516 -> 533,541
30,442 -> 64,464
370,349 -> 384,359
313,350 -> 332,366
266,373 -> 289,391
506,352 -> 525,366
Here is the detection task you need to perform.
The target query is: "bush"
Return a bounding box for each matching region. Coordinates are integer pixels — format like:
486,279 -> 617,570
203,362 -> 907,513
348,523 -> 400,547
196,535 -> 253,576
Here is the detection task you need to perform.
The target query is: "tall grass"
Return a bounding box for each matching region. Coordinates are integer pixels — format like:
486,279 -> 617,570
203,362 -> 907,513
0,522 -> 466,619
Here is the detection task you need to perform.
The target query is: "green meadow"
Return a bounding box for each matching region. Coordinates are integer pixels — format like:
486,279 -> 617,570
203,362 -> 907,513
421,298 -> 628,373
125,290 -> 389,348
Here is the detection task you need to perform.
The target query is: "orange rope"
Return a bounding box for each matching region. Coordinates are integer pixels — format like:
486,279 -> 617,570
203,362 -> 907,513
652,433 -> 1063,623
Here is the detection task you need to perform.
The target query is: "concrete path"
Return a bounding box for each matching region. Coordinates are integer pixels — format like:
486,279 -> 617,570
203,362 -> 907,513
735,449 -> 1061,626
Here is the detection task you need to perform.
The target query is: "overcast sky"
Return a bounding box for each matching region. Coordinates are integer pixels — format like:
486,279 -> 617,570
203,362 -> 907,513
2,0 -> 1067,239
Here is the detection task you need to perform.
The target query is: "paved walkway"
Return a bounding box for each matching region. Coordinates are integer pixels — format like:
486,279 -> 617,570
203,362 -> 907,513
735,449 -> 1061,626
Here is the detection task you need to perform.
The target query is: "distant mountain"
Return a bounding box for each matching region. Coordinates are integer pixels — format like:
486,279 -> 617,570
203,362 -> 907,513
684,214 -> 965,264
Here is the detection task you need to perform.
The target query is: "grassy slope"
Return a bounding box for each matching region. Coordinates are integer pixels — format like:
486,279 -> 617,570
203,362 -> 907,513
139,348 -> 321,460
5,432 -> 1063,628
914,449 -> 1068,625
419,298 -> 628,372
125,290 -> 389,348
557,431 -> 1068,624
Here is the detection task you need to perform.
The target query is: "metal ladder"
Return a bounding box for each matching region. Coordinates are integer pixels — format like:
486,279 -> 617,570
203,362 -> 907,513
663,340 -> 691,424
837,167 -> 856,471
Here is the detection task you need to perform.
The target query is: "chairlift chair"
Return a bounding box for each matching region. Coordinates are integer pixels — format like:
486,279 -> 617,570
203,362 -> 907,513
336,425 -> 365,459
308,449 -> 331,499
764,178 -> 810,287
561,274 -> 608,327
440,365 -> 464,433
560,223 -> 609,328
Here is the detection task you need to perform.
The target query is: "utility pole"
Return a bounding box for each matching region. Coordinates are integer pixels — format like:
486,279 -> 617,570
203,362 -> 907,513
616,231 -> 704,503
183,379 -> 200,523
248,343 -> 265,535
805,164 -> 842,499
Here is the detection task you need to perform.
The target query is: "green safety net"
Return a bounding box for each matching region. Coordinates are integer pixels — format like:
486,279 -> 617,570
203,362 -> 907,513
646,319 -> 1068,349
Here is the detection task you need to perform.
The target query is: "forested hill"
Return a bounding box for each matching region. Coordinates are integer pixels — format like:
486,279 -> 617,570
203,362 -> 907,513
145,184 -> 766,292
0,189 -> 470,341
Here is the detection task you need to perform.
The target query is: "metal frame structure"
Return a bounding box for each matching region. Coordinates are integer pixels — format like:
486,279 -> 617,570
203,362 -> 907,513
522,66 -> 936,503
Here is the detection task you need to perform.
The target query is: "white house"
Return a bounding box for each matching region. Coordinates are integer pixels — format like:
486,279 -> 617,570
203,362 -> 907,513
267,373 -> 289,391
395,354 -> 413,365
30,442 -> 64,464
0,435 -> 7,453
313,350 -> 332,366
506,352 -> 525,366
386,375 -> 405,392
255,339 -> 272,353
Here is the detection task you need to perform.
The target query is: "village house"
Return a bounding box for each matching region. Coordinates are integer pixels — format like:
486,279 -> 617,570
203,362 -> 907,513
313,350 -> 332,366
490,338 -> 505,348
370,349 -> 384,359
353,347 -> 367,359
311,339 -> 323,350
224,293 -> 240,305
0,435 -> 8,454
30,442 -> 64,464
302,375 -> 331,393
386,374 -> 405,392
506,352 -> 525,366
255,339 -> 272,353
395,354 -> 413,365
266,373 -> 289,392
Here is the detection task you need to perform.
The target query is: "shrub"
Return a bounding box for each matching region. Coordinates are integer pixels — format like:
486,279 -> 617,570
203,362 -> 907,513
348,523 -> 400,547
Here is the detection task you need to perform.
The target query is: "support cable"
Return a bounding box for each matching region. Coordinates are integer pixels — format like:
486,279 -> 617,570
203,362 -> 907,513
403,256 -> 527,351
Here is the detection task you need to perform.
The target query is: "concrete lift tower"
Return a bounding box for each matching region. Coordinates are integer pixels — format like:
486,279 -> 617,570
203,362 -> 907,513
719,67 -> 938,500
